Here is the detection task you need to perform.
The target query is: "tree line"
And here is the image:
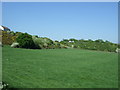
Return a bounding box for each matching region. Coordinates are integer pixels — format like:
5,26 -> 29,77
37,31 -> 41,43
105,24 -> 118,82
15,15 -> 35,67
1,30 -> 119,52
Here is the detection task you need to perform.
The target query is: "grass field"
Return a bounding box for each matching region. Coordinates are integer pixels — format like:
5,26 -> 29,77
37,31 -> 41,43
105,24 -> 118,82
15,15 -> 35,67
2,46 -> 118,88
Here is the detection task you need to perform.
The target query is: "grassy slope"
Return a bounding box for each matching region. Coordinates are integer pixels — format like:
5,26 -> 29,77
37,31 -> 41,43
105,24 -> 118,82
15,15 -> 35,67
2,46 -> 118,88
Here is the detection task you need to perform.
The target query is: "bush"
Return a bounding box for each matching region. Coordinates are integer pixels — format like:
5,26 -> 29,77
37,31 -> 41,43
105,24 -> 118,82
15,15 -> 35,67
16,33 -> 35,49
32,36 -> 54,49
53,41 -> 61,48
2,31 -> 17,45
32,37 -> 46,49
32,36 -> 41,49
59,44 -> 68,49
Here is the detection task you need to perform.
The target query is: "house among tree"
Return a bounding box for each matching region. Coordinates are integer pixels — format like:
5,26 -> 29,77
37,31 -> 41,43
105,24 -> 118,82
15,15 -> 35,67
0,25 -> 10,31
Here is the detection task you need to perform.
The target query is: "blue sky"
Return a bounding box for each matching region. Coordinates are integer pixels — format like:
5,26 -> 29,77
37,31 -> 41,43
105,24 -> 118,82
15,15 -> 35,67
2,2 -> 118,43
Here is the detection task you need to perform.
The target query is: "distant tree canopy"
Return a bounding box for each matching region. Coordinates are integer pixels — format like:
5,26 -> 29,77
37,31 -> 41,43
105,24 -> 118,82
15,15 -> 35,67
1,28 -> 119,52
16,33 -> 35,49
60,38 -> 118,52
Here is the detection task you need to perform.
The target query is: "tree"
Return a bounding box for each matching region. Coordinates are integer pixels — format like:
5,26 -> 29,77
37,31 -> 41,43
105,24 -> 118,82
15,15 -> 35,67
62,39 -> 69,42
16,33 -> 35,49
60,39 -> 69,45
95,39 -> 104,43
69,38 -> 78,42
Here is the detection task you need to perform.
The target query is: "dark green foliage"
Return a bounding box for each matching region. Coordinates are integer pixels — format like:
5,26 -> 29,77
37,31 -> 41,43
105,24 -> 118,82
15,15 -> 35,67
95,39 -> 104,43
60,39 -> 118,52
16,33 -> 35,49
1,26 -> 118,52
60,39 -> 70,46
118,44 -> 120,48
15,32 -> 22,36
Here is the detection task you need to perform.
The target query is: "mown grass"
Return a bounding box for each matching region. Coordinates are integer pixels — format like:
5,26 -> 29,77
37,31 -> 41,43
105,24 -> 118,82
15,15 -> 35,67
2,45 -> 118,88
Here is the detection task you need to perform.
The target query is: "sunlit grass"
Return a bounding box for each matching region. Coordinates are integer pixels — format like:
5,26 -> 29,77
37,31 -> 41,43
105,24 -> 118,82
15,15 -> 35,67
2,46 -> 118,88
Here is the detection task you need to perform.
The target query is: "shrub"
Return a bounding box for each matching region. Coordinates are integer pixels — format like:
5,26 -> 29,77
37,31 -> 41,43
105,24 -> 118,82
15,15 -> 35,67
53,41 -> 61,48
32,36 -> 54,49
32,37 -> 46,49
16,33 -> 35,49
59,44 -> 68,49
32,36 -> 41,49
2,31 -> 17,45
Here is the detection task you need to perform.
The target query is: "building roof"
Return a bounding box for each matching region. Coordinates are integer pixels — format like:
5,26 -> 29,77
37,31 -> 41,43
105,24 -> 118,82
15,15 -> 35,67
0,25 -> 10,31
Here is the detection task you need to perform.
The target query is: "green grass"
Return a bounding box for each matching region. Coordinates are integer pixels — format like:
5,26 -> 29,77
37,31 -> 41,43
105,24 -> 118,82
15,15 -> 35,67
2,46 -> 118,88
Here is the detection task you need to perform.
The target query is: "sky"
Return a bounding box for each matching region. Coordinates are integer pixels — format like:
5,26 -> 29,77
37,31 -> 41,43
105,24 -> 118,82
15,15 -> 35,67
2,2 -> 118,43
